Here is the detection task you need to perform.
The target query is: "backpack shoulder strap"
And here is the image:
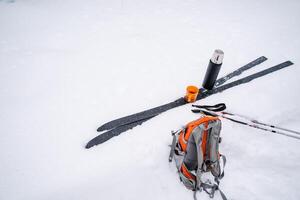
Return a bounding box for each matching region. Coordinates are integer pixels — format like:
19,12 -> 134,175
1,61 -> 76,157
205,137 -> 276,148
192,123 -> 206,190
192,118 -> 228,200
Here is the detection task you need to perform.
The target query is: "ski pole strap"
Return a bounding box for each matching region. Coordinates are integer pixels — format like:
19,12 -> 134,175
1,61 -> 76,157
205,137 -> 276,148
219,188 -> 228,200
192,103 -> 226,112
200,182 -> 228,200
191,109 -> 218,116
169,133 -> 177,162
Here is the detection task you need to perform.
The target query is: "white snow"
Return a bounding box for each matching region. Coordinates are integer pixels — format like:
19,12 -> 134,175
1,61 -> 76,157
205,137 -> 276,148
1,0 -> 300,199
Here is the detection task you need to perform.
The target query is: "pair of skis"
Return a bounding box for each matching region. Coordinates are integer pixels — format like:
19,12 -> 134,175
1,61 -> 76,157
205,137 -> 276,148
86,56 -> 293,149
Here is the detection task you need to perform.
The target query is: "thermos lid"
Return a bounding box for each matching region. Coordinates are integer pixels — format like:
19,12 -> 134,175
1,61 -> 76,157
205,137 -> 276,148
211,49 -> 224,65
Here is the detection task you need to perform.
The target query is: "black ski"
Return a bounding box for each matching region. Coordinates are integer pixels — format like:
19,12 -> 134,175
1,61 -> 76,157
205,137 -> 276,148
86,60 -> 293,148
97,56 -> 267,132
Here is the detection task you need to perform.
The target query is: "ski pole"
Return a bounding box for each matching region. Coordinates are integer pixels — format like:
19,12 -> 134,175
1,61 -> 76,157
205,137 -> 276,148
221,111 -> 300,136
192,109 -> 300,141
192,104 -> 300,136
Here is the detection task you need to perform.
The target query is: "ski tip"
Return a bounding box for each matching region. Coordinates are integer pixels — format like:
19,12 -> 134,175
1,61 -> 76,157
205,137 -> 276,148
97,126 -> 106,132
85,141 -> 95,149
260,56 -> 268,60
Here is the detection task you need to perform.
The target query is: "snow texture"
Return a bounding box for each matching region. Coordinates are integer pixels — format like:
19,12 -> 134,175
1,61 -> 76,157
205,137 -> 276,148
1,0 -> 300,199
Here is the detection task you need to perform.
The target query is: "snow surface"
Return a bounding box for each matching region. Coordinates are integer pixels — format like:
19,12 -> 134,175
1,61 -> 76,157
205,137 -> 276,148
1,0 -> 300,199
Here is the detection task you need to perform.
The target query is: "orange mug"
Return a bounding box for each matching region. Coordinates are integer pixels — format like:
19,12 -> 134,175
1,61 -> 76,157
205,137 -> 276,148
185,85 -> 199,103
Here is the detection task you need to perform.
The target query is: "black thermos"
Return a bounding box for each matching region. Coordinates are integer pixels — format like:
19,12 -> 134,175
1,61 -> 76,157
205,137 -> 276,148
202,49 -> 224,90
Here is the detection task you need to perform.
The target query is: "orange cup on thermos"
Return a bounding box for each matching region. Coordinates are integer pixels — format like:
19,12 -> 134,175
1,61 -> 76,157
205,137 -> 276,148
185,86 -> 199,103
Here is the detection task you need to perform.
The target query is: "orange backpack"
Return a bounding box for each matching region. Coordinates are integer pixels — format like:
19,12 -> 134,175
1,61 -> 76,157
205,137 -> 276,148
169,115 -> 227,200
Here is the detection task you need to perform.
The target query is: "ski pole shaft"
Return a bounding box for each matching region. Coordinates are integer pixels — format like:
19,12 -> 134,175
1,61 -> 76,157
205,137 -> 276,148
221,111 -> 300,136
222,115 -> 300,140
